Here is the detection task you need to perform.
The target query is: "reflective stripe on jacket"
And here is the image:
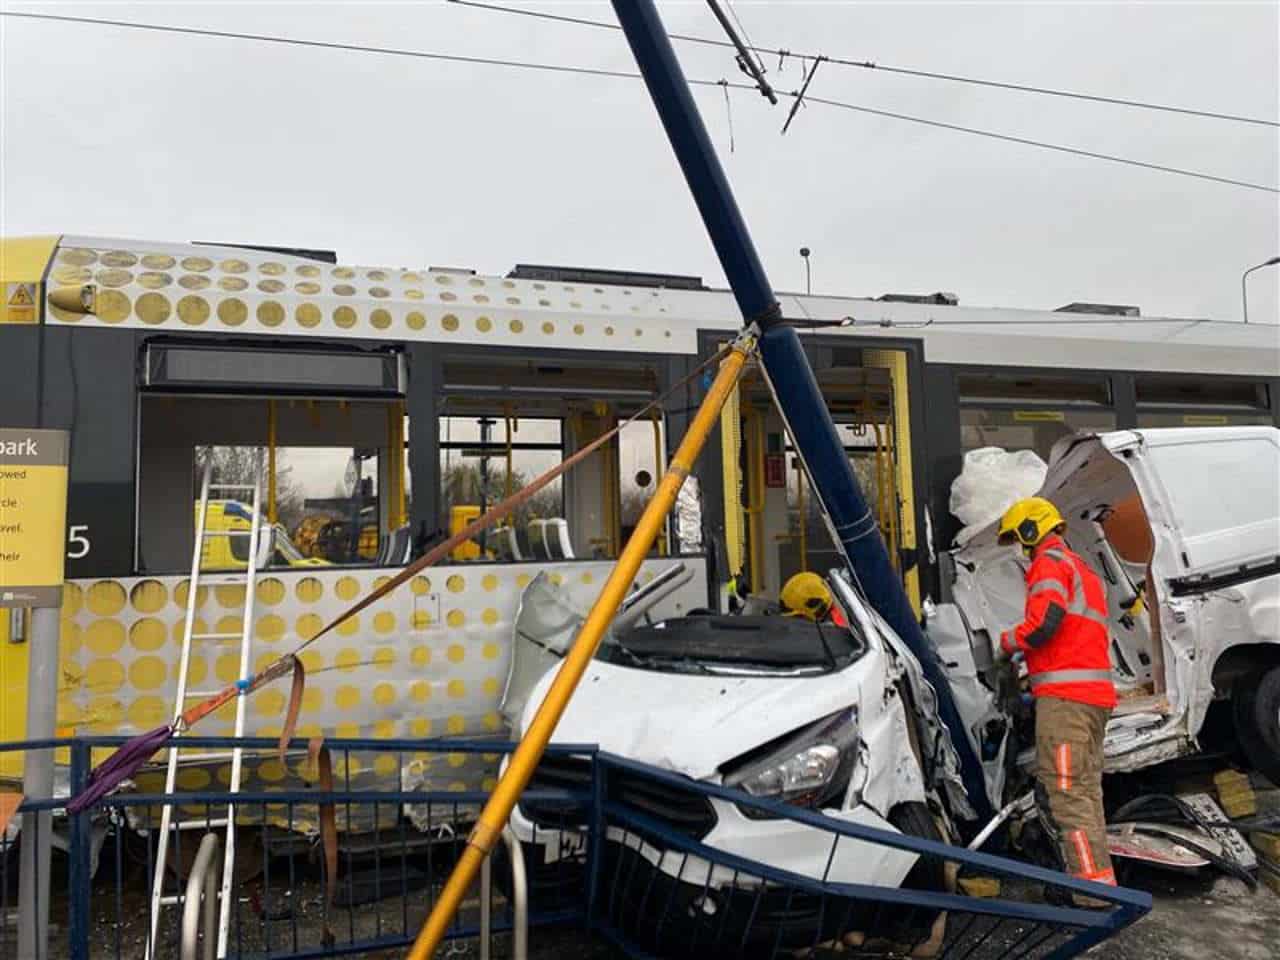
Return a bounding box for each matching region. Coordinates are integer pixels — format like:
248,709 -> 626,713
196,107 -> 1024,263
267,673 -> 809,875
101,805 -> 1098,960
1000,534 -> 1117,708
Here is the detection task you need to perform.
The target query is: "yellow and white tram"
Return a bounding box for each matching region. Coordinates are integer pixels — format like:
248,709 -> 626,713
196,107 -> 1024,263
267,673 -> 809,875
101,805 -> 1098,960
1,234 -> 1276,790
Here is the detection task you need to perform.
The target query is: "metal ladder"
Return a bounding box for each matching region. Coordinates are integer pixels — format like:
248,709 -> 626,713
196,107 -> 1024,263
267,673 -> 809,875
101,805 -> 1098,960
148,450 -> 266,959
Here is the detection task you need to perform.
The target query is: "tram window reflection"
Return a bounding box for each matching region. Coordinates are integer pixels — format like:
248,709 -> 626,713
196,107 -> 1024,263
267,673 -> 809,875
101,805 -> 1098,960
959,408 -> 1116,463
137,396 -> 408,573
617,416 -> 666,552
438,415 -> 565,562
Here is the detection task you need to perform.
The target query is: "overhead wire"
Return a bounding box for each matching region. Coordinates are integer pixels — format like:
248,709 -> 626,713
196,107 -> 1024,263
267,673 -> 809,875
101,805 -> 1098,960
449,0 -> 1279,128
3,9 -> 1276,194
801,93 -> 1276,193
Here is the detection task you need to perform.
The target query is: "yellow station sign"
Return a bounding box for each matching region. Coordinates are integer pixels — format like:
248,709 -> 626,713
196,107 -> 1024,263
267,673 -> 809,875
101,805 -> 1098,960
0,429 -> 70,608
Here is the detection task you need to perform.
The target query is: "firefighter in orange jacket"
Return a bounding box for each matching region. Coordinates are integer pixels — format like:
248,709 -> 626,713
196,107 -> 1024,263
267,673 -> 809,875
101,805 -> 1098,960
996,497 -> 1118,894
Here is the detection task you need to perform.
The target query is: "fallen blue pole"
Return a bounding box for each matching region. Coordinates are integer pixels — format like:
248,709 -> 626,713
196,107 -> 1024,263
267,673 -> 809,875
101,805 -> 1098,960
611,0 -> 992,819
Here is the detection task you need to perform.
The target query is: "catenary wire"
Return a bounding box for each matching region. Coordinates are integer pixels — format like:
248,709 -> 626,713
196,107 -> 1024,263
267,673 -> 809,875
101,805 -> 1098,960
4,10 -> 1276,194
449,0 -> 1279,128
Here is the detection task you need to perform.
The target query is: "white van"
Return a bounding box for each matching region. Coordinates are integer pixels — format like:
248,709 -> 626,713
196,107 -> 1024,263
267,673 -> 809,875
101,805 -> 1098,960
929,427 -> 1280,809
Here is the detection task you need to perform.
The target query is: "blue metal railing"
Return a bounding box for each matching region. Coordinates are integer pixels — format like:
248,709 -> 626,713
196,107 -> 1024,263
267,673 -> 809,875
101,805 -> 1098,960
0,736 -> 1148,959
587,753 -> 1149,959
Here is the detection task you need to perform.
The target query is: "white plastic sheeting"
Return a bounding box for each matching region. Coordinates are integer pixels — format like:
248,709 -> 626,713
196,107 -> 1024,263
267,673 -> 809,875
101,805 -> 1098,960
674,475 -> 703,553
949,447 -> 1047,546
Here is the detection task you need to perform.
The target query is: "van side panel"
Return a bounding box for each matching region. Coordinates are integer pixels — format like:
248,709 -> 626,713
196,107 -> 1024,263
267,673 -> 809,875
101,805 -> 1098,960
1140,430 -> 1280,575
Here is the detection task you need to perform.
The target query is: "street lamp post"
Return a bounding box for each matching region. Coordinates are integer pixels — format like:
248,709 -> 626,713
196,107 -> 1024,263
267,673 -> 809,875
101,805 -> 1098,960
1241,256 -> 1280,323
799,246 -> 811,295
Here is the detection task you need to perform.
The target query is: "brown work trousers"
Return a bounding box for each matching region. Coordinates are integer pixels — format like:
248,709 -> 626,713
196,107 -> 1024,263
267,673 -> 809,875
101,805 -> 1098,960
1034,695 -> 1116,887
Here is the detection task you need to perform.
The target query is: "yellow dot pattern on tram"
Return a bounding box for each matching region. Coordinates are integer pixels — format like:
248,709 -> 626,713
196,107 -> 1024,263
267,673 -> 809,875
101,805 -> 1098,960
257,578 -> 285,605
47,243 -> 684,354
85,620 -> 125,655
256,614 -> 286,642
129,618 -> 167,651
49,558 -> 694,794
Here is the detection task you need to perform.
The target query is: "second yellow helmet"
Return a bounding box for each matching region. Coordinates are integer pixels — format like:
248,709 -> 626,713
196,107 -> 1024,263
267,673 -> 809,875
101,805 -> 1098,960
780,571 -> 833,621
998,497 -> 1065,548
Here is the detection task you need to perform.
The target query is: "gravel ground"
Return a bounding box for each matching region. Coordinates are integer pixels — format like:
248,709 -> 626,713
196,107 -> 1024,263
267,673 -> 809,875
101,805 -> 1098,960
483,869 -> 1280,960
1083,869 -> 1280,960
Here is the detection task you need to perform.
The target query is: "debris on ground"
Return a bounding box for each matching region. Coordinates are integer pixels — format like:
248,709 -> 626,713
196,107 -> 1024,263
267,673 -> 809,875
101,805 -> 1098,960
1215,769 -> 1258,818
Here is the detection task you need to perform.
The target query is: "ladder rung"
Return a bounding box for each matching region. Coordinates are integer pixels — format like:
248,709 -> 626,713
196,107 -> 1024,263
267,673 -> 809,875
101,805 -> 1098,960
191,632 -> 242,642
204,530 -> 254,538
172,751 -> 238,763
198,575 -> 250,586
170,818 -> 229,831
183,690 -> 226,699
209,483 -> 255,491
160,889 -> 224,906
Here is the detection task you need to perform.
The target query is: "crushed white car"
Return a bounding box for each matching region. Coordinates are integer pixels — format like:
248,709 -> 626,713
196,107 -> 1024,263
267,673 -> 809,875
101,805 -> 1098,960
503,567 -> 970,903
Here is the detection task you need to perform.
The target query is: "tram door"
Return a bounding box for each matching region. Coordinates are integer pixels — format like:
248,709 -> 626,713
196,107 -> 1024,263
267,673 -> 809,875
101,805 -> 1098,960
727,349 -> 922,614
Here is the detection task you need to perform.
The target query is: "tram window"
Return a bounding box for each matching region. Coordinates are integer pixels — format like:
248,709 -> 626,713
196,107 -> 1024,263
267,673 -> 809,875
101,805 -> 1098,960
438,355 -> 667,562
1136,410 -> 1275,428
439,416 -> 564,562
959,408 -> 1116,462
618,416 -> 665,547
1135,375 -> 1270,411
137,396 -> 408,573
958,372 -> 1111,405
782,420 -> 898,581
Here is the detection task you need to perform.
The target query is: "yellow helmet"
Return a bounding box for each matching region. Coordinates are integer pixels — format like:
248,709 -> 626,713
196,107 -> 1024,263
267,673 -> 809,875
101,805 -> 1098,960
998,497 -> 1065,548
780,572 -> 832,621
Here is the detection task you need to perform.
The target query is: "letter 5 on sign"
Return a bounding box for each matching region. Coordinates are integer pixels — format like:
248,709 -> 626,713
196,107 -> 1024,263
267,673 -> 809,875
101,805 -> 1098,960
0,428 -> 70,609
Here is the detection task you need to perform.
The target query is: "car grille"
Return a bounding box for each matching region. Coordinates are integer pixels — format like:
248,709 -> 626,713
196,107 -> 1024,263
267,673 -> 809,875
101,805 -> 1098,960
520,755 -> 718,841
518,754 -> 592,832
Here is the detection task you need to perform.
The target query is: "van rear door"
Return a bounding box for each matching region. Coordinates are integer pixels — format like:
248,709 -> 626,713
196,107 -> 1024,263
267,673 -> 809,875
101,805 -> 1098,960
1113,428 -> 1280,581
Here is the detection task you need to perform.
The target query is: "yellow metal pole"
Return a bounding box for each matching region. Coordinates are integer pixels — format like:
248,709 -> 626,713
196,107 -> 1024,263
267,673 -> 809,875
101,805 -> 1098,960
406,341 -> 750,960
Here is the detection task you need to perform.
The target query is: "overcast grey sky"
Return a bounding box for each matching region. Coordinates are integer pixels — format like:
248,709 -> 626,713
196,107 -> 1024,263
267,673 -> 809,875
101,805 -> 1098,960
3,1 -> 1278,325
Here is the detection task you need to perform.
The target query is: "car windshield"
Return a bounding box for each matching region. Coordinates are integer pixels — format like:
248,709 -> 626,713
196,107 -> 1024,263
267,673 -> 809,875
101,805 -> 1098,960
597,614 -> 865,677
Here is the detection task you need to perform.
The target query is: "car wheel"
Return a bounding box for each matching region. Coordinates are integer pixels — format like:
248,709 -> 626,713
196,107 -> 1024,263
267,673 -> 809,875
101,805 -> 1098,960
875,802 -> 949,947
1233,665 -> 1280,785
889,801 -> 949,891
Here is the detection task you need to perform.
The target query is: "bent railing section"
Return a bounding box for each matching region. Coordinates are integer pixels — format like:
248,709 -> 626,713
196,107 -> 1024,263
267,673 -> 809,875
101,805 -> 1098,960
587,753 -> 1150,960
0,736 -> 1148,959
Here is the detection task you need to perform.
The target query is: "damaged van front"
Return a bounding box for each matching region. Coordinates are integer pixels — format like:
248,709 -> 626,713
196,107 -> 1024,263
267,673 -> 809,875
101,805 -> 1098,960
504,567 -> 971,941
930,427 -> 1280,808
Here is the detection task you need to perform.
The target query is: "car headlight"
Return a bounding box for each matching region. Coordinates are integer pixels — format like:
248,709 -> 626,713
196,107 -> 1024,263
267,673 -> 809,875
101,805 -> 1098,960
721,709 -> 859,819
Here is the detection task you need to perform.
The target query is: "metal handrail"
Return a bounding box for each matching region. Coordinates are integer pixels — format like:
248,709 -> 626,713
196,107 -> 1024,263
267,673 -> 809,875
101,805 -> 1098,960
479,827 -> 528,960
180,833 -> 221,960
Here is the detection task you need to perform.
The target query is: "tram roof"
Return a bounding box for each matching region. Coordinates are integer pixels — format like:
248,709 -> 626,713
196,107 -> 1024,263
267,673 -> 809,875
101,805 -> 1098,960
37,235 -> 1280,378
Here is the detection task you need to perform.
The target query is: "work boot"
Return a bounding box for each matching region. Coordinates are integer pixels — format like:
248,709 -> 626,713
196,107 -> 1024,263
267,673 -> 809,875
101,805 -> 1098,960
1044,883 -> 1112,910
1070,893 -> 1113,910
